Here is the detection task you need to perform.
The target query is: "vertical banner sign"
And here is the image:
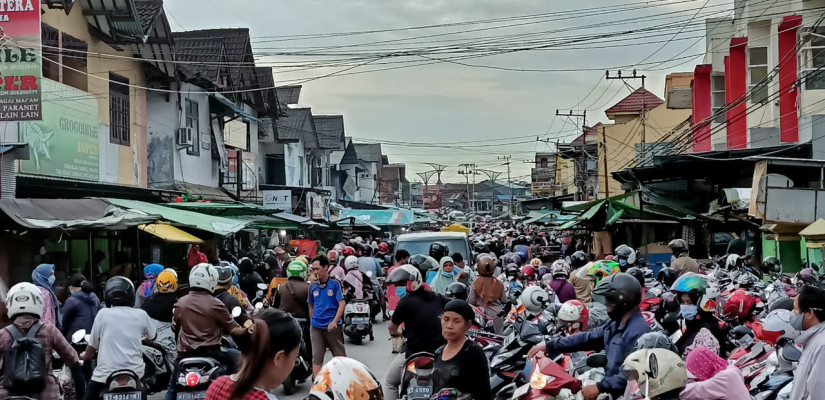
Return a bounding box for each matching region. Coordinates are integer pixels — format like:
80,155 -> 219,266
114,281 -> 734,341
0,0 -> 41,121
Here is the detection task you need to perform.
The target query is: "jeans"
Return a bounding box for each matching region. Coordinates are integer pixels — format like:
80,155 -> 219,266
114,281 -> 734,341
382,353 -> 407,400
164,347 -> 240,400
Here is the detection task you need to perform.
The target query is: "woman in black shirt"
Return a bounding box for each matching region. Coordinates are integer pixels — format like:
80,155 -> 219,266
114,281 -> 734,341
433,299 -> 492,400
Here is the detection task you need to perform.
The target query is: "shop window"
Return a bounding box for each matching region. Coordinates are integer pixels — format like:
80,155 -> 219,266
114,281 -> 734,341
40,23 -> 87,91
803,28 -> 825,90
748,47 -> 769,104
185,99 -> 200,156
109,73 -> 130,146
711,74 -> 726,124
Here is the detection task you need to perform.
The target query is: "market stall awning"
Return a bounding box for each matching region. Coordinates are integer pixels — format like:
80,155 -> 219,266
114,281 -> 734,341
165,202 -> 273,217
139,223 -> 203,244
335,216 -> 381,231
232,215 -> 302,230
106,198 -> 247,236
0,198 -> 157,230
339,208 -> 414,226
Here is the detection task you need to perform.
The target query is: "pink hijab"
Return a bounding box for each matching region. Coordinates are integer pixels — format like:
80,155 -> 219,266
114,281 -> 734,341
686,346 -> 729,381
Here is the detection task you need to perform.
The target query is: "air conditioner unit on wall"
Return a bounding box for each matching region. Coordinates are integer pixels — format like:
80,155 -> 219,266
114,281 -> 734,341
176,127 -> 194,146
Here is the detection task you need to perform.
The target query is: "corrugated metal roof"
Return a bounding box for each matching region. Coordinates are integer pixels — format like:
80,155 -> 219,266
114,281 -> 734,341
605,88 -> 663,115
276,86 -> 302,105
277,108 -> 314,142
353,144 -> 383,163
173,29 -> 254,90
313,115 -> 345,149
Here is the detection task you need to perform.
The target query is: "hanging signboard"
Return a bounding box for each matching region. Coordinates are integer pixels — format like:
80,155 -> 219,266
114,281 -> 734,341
263,190 -> 292,211
0,0 -> 42,121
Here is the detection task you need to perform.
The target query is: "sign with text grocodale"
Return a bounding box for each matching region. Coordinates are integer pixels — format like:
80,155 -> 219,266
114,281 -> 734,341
263,190 -> 292,211
0,0 -> 42,121
18,79 -> 99,180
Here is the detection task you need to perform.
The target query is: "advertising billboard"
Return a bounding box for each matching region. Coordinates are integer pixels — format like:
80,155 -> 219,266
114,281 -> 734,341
263,190 -> 292,211
0,0 -> 42,121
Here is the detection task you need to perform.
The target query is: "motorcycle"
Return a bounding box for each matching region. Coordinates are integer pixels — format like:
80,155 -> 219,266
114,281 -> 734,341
489,317 -> 543,393
100,370 -> 144,400
282,318 -> 312,395
509,353 -> 605,400
343,298 -> 374,344
399,352 -> 436,400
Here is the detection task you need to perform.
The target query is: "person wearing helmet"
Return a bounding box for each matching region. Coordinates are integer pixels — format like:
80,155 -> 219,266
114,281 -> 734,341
625,267 -> 646,299
387,250 -> 411,316
238,257 -> 265,302
520,265 -> 536,284
214,266 -> 250,326
430,256 -> 458,296
614,245 -> 637,271
794,267 -> 820,290
206,309 -> 303,400
671,273 -> 725,357
468,255 -> 507,334
720,288 -> 759,327
430,241 -> 450,262
556,300 -> 589,335
621,348 -> 686,400
272,261 -> 311,320
432,299 -> 492,400
668,238 -> 699,277
384,264 -> 449,400
308,255 -> 347,379
359,246 -> 389,320
309,357 -> 384,400
520,286 -> 550,318
0,283 -> 87,400
568,252 -> 594,303
82,277 -> 155,400
549,261 -> 576,303
136,263 -> 164,307
656,267 -> 678,289
140,269 -> 179,368
445,282 -> 469,301
681,346 -> 749,400
528,273 -> 651,399
342,255 -> 366,301
166,264 -> 248,400
789,285 -> 825,400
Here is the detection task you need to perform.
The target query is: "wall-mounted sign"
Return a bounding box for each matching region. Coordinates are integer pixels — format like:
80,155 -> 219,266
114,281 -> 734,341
0,0 -> 41,121
263,189 -> 291,211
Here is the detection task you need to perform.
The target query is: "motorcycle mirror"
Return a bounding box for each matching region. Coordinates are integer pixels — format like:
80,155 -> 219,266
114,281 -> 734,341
255,302 -> 264,310
586,353 -> 608,368
780,342 -> 802,363
71,329 -> 87,344
257,283 -> 268,290
367,271 -> 374,278
231,307 -> 242,318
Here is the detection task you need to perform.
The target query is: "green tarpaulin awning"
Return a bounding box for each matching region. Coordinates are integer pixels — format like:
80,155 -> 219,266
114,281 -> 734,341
339,208 -> 415,226
107,198 -> 247,235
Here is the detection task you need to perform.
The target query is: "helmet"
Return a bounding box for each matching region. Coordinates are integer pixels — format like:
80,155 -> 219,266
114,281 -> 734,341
570,251 -> 589,269
344,256 -> 359,271
342,246 -> 356,257
586,260 -> 621,285
557,300 -> 589,331
668,239 -> 688,255
736,272 -> 760,288
769,297 -> 795,313
476,256 -> 495,277
634,331 -> 677,352
327,250 -> 339,263
217,266 -> 233,285
720,289 -> 757,320
614,245 -> 637,266
762,309 -> 802,345
656,268 -> 678,288
626,267 -> 645,288
505,264 -> 520,279
474,241 -> 490,254
622,349 -> 686,398
104,276 -> 136,307
593,273 -> 642,322
387,264 -> 423,292
761,257 -> 782,275
378,242 -> 389,253
156,269 -> 178,293
286,261 -> 308,281
409,254 -> 439,278
5,282 -> 45,319
794,268 -> 820,288
530,258 -> 542,267
514,247 -> 529,263
725,254 -> 742,270
189,263 -> 219,293
519,286 -> 549,314
429,242 -> 450,261
520,266 -> 536,280
295,256 -> 309,267
308,357 -> 382,400
551,264 -> 569,280
551,259 -> 570,273
445,282 -> 468,301
671,272 -> 719,312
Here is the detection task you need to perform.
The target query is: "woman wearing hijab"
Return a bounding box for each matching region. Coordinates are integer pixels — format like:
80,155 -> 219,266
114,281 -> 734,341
136,263 -> 164,307
681,346 -> 749,400
468,256 -> 507,334
433,299 -> 492,400
430,256 -> 458,296
32,263 -> 61,328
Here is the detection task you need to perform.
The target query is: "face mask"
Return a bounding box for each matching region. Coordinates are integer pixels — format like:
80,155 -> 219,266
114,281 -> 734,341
618,259 -> 628,267
790,312 -> 805,331
396,287 -> 407,299
48,275 -> 56,285
680,304 -> 698,320
441,271 -> 453,278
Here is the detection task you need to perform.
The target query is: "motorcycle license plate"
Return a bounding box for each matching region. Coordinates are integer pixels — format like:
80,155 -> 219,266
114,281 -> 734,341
513,383 -> 530,399
176,391 -> 207,400
104,393 -> 142,400
407,385 -> 432,399
352,317 -> 370,324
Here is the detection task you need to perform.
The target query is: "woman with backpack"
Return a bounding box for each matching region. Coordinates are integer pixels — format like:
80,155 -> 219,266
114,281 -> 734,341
0,282 -> 86,400
32,263 -> 61,329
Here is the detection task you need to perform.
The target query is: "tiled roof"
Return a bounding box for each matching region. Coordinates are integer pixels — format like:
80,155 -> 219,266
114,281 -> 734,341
254,67 -> 279,117
354,144 -> 383,163
604,88 -> 663,115
313,115 -> 346,150
276,86 -> 302,106
571,122 -> 603,144
173,28 -> 254,89
134,0 -> 163,35
276,108 -> 314,142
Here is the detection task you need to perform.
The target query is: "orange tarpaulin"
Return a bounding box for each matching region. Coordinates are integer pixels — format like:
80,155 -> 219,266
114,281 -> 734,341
289,239 -> 318,258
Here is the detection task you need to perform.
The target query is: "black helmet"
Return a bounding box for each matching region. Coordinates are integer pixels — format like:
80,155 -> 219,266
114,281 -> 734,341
614,245 -> 636,267
429,242 -> 450,261
410,254 -> 439,278
761,257 -> 782,275
505,264 -> 520,278
768,297 -> 795,312
668,239 -> 688,255
445,282 -> 468,301
634,331 -> 677,352
104,276 -> 135,307
657,268 -> 678,288
592,273 -> 642,322
473,241 -> 490,254
570,251 -> 588,269
626,267 -> 645,288
217,266 -> 233,285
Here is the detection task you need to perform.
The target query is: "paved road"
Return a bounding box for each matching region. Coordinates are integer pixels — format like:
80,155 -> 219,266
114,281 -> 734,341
150,320 -> 396,400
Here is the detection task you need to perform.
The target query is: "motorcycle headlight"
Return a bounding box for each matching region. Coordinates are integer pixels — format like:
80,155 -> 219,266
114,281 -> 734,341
529,368 -> 554,389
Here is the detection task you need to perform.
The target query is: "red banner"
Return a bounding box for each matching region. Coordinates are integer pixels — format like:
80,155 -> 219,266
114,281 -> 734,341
0,0 -> 42,121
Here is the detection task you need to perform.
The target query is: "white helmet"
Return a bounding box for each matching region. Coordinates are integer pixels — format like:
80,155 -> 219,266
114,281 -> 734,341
387,264 -> 423,292
551,259 -> 570,273
519,286 -> 549,314
6,282 -> 45,319
309,357 -> 382,400
726,254 -> 741,269
551,263 -> 569,279
344,255 -> 359,271
189,263 -> 219,293
622,348 -> 686,398
762,309 -> 801,344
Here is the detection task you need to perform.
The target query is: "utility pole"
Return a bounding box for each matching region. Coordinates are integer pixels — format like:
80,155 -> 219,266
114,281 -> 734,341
458,164 -> 477,213
477,169 -> 502,214
498,156 -> 513,214
601,125 -> 610,198
606,69 -> 647,162
556,109 -> 588,199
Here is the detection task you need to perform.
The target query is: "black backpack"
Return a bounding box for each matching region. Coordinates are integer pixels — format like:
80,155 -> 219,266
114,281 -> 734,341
3,322 -> 47,394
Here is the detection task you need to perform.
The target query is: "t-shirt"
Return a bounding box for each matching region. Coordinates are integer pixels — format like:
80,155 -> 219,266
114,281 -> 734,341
433,340 -> 491,400
308,279 -> 344,329
90,307 -> 154,383
205,375 -> 279,400
392,290 -> 448,357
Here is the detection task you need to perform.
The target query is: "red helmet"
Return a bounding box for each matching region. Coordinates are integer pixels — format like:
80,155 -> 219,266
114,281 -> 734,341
328,250 -> 339,262
378,242 -> 389,252
342,246 -> 356,257
520,265 -> 536,279
558,300 -> 589,331
721,289 -> 758,320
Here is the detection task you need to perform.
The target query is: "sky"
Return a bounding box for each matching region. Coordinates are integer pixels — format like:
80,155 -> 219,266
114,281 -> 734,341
165,0 -> 736,183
